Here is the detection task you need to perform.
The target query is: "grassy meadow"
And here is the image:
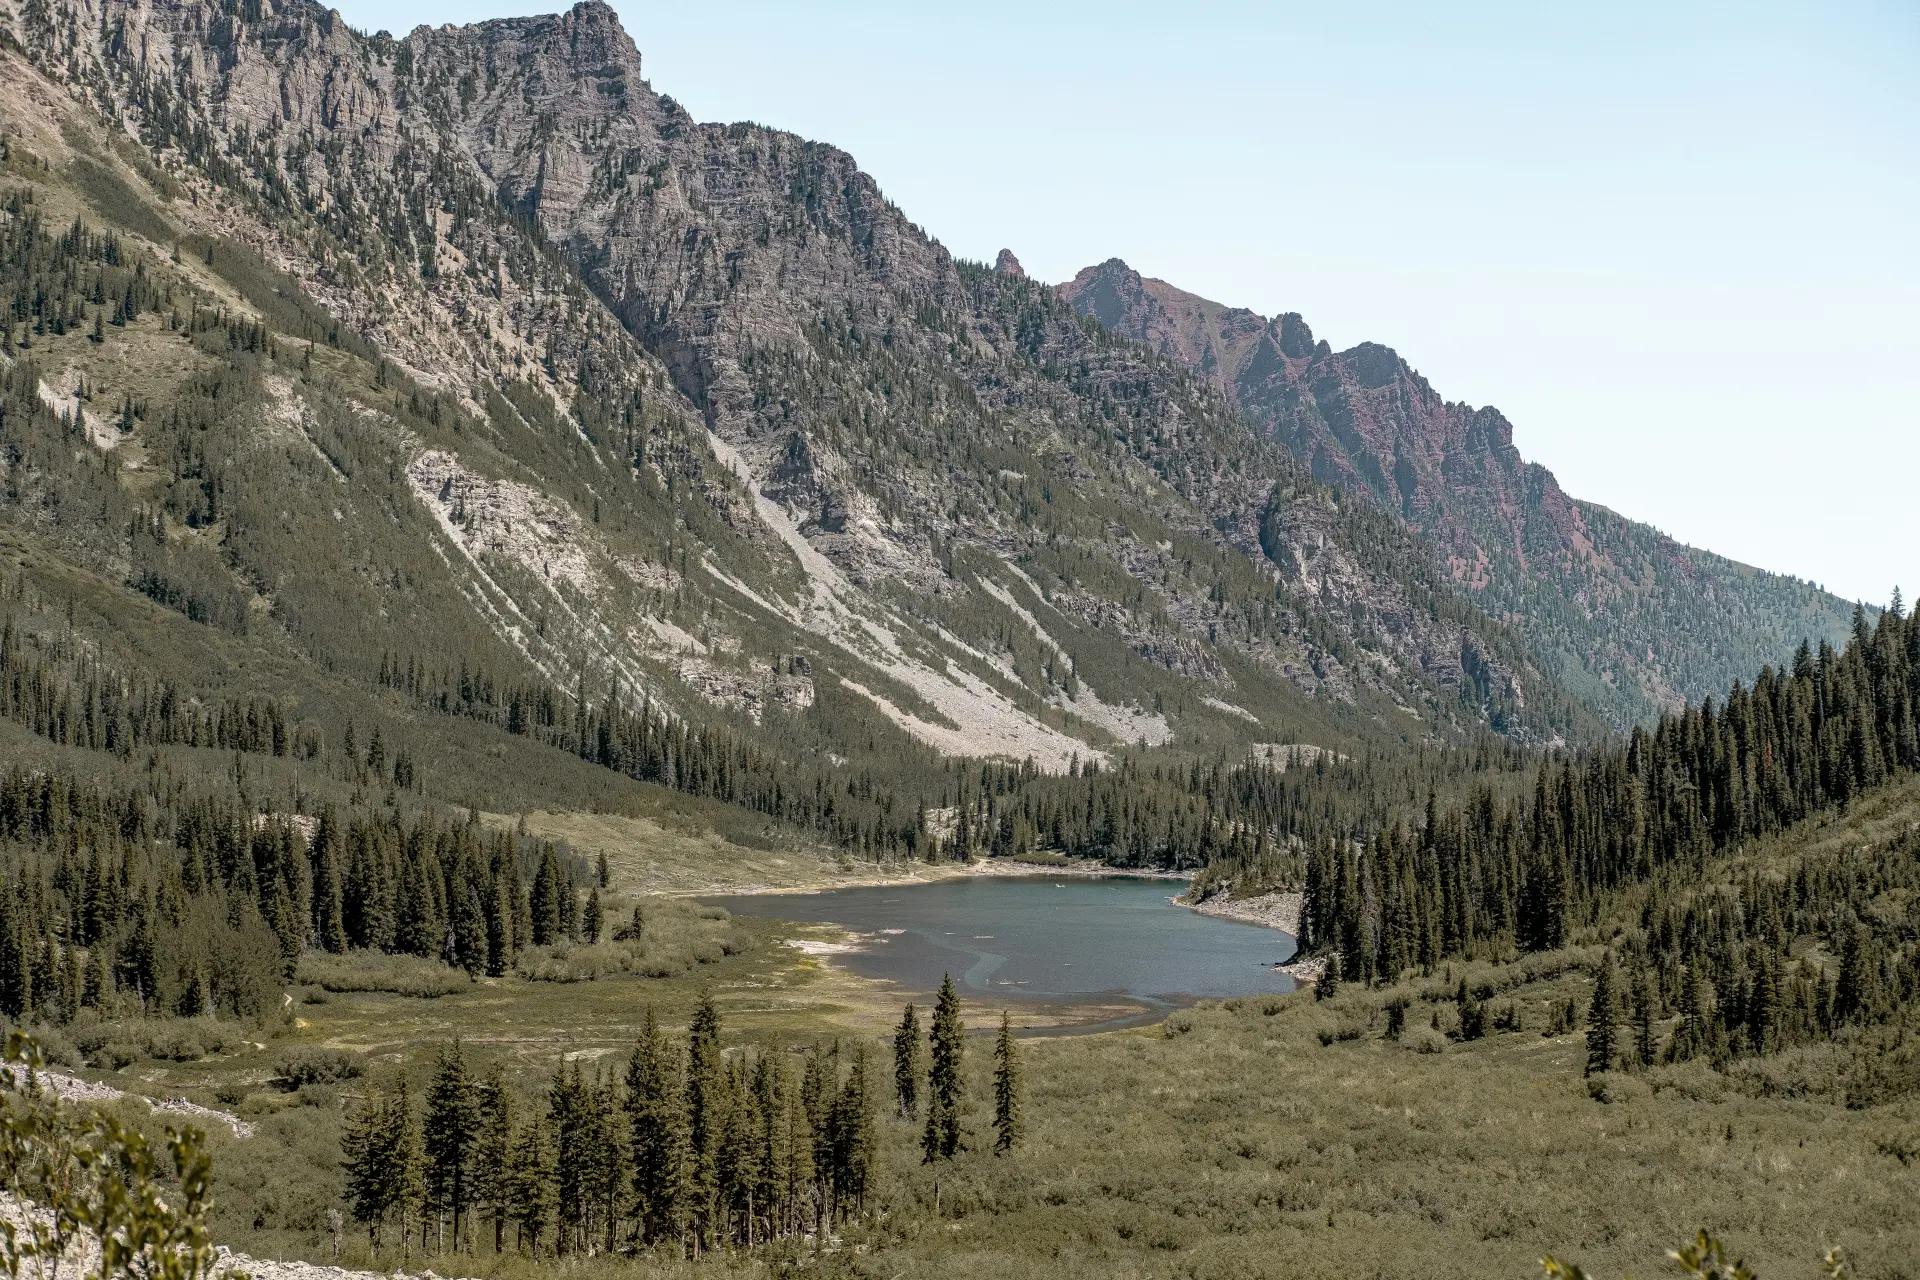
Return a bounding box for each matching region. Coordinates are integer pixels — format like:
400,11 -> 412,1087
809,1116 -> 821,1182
41,785 -> 1914,1279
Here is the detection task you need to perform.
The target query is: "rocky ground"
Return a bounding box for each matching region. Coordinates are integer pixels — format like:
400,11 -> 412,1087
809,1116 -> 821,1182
40,1070 -> 255,1139
1181,888 -> 1327,982
1,1194 -> 470,1280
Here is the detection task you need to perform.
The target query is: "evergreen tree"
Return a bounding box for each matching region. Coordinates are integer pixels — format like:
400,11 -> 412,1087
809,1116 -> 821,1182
342,1088 -> 396,1250
469,1066 -> 515,1253
922,974 -> 964,1161
828,1042 -> 877,1222
891,1002 -> 921,1119
993,1011 -> 1022,1154
1315,954 -> 1339,1002
583,887 -> 603,944
422,1041 -> 478,1252
389,1083 -> 427,1264
625,1006 -> 690,1246
685,993 -> 724,1244
1586,953 -> 1619,1077
1630,964 -> 1657,1069
506,1108 -> 554,1256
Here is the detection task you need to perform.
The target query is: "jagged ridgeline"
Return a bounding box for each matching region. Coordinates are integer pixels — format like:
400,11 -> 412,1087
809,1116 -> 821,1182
1058,264 -> 1860,727
0,0 -> 1637,826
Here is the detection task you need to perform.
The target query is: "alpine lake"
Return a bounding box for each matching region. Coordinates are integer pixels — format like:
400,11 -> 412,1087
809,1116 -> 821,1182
710,874 -> 1299,1034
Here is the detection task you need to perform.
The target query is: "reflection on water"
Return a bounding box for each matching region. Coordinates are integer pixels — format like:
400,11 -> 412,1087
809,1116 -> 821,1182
711,874 -> 1298,1032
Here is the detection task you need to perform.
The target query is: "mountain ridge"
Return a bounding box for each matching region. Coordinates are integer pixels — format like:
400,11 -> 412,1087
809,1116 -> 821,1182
1055,256 -> 1857,722
0,0 -> 1612,785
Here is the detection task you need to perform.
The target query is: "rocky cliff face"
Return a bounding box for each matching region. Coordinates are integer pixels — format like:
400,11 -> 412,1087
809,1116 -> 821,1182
3,0 -> 1781,770
1058,259 -> 1856,721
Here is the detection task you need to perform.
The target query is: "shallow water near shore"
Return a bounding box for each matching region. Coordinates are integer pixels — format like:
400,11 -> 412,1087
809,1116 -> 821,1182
711,875 -> 1299,1032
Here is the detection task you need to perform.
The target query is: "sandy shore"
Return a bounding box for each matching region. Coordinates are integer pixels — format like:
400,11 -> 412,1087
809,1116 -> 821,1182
686,856 -> 1189,898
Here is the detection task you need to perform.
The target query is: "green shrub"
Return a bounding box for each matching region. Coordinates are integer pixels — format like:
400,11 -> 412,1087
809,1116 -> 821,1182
295,950 -> 469,998
272,1048 -> 363,1090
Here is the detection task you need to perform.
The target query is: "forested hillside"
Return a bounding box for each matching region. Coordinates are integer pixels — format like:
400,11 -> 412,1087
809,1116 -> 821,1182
0,0 -> 1620,796
1058,259 -> 1859,725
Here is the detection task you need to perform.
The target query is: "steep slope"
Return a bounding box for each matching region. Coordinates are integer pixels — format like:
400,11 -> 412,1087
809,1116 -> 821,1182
0,0 -> 1596,779
1057,259 -> 1858,723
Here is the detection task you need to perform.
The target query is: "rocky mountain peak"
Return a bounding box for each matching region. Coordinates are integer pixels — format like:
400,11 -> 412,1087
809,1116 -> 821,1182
1059,259 -> 1855,722
457,0 -> 646,81
993,248 -> 1026,279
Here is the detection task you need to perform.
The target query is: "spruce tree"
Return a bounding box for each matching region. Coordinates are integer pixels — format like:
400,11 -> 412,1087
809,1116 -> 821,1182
1315,954 -> 1339,1002
1630,964 -> 1657,1068
829,1042 -> 877,1222
342,1088 -> 394,1250
993,1011 -> 1022,1154
1585,953 -> 1619,1077
891,1002 -> 921,1119
506,1108 -> 553,1256
584,887 -> 603,944
624,1006 -> 689,1246
423,1041 -> 478,1252
685,994 -> 724,1246
469,1066 -> 515,1253
922,974 -> 964,1161
389,1083 -> 426,1265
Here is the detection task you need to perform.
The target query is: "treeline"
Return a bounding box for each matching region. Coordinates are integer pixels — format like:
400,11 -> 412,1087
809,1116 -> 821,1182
0,614 -> 321,758
340,987 -> 1021,1265
944,736 -> 1533,877
1292,601 -> 1920,1072
374,649 -> 931,860
0,763 -> 589,1027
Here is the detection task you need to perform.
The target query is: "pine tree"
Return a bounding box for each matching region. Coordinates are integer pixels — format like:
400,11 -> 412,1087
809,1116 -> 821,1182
469,1067 -> 515,1253
342,1088 -> 394,1250
828,1042 -> 877,1222
922,974 -> 964,1161
1315,954 -> 1339,1002
1585,953 -> 1619,1077
584,887 -> 603,943
624,1006 -> 689,1246
1630,964 -> 1657,1069
506,1108 -> 554,1256
1834,925 -> 1879,1024
423,1041 -> 478,1252
992,1012 -> 1021,1154
389,1083 -> 426,1265
685,993 -> 724,1246
891,1002 -> 921,1119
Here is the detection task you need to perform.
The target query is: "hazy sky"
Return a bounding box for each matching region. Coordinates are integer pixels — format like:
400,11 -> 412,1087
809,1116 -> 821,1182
338,0 -> 1918,605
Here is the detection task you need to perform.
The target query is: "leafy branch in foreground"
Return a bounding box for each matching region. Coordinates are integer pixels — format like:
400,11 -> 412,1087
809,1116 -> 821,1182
0,1030 -> 234,1280
1542,1229 -> 1851,1280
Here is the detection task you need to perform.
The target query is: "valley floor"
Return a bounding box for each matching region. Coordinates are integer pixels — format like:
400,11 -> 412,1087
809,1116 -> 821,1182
33,817 -> 1909,1279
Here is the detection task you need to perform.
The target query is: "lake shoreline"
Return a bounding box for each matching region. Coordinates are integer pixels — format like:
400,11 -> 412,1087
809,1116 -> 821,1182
678,855 -> 1190,899
1179,888 -> 1324,982
719,872 -> 1296,1036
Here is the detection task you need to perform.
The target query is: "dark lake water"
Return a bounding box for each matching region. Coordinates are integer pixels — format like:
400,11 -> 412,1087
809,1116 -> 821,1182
711,875 -> 1298,1028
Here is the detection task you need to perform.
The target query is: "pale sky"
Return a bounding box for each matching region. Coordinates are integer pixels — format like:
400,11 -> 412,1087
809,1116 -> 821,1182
337,0 -> 1919,606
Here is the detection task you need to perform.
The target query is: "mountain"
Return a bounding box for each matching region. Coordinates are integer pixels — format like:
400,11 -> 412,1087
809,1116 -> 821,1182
1056,259 -> 1858,723
0,0 -> 1625,797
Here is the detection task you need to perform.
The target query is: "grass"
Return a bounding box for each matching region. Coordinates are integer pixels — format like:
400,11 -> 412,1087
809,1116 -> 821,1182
183,786 -> 1920,1278
187,958 -> 1919,1280
33,786 -> 1920,1279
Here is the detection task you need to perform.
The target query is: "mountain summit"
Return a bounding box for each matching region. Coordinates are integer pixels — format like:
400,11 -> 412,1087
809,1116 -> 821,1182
1057,258 -> 1853,722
